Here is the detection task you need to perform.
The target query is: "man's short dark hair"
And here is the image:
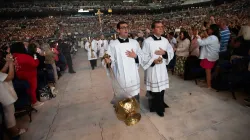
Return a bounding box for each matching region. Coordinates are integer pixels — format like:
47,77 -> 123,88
117,21 -> 128,29
151,21 -> 163,29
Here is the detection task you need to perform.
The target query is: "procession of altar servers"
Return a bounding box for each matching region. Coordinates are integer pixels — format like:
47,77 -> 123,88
83,30 -> 174,117
84,36 -> 109,70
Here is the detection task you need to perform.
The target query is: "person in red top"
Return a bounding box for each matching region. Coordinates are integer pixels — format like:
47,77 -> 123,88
51,43 -> 60,80
10,42 -> 44,107
51,43 -> 59,62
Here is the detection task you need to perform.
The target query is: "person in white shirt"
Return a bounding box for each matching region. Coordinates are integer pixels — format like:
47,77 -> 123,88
238,17 -> 250,50
0,54 -> 27,137
80,38 -> 84,48
167,32 -> 177,70
174,31 -> 191,76
169,32 -> 177,48
197,24 -> 220,88
238,17 -> 250,41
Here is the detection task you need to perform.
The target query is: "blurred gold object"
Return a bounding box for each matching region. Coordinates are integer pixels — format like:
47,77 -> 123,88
108,8 -> 112,13
125,112 -> 141,126
103,53 -> 111,67
115,97 -> 141,126
102,53 -> 110,60
158,57 -> 163,64
102,53 -> 109,61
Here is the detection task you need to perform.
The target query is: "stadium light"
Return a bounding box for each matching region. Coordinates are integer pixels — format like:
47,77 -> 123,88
78,9 -> 89,13
108,8 -> 112,13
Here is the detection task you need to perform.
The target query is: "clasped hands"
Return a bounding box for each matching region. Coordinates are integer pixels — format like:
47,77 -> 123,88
154,48 -> 165,64
5,54 -> 14,64
5,54 -> 14,61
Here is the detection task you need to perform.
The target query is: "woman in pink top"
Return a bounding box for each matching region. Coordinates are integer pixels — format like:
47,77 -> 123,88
190,28 -> 200,57
184,28 -> 201,80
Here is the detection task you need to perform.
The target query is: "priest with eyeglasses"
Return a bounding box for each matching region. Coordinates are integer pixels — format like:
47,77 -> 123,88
104,21 -> 145,103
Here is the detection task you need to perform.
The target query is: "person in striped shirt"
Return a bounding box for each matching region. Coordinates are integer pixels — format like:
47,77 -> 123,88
218,19 -> 231,59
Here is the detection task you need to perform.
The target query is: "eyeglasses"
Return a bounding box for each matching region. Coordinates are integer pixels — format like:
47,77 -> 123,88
155,26 -> 164,29
119,26 -> 129,30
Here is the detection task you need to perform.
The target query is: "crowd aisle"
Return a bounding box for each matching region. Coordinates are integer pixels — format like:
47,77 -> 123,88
18,48 -> 250,140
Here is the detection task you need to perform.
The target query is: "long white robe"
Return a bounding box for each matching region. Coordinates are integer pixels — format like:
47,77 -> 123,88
78,41 -> 81,47
109,39 -> 115,45
80,40 -> 84,48
142,36 -> 174,92
98,40 -> 109,58
84,42 -> 88,51
85,40 -> 98,60
107,39 -> 144,98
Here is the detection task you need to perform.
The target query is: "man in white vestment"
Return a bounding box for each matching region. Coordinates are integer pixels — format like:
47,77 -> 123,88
80,38 -> 84,48
95,37 -> 101,58
104,21 -> 145,103
85,38 -> 98,70
98,35 -> 109,59
142,21 -> 174,117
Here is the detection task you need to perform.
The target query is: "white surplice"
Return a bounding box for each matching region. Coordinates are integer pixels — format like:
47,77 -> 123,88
78,40 -> 81,48
109,39 -> 115,45
85,40 -> 98,60
142,36 -> 174,92
98,39 -> 109,58
80,40 -> 84,48
84,41 -> 88,51
107,39 -> 144,98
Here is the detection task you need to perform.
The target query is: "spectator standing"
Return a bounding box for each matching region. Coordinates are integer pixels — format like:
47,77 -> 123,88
0,54 -> 27,137
218,19 -> 231,59
11,42 -> 43,107
197,24 -> 220,88
174,31 -> 191,76
59,40 -> 76,73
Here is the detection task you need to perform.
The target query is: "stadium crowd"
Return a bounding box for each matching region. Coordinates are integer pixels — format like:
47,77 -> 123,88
0,0 -> 250,139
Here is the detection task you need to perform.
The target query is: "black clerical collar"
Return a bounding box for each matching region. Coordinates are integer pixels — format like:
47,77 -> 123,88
118,37 -> 129,43
151,35 -> 161,40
